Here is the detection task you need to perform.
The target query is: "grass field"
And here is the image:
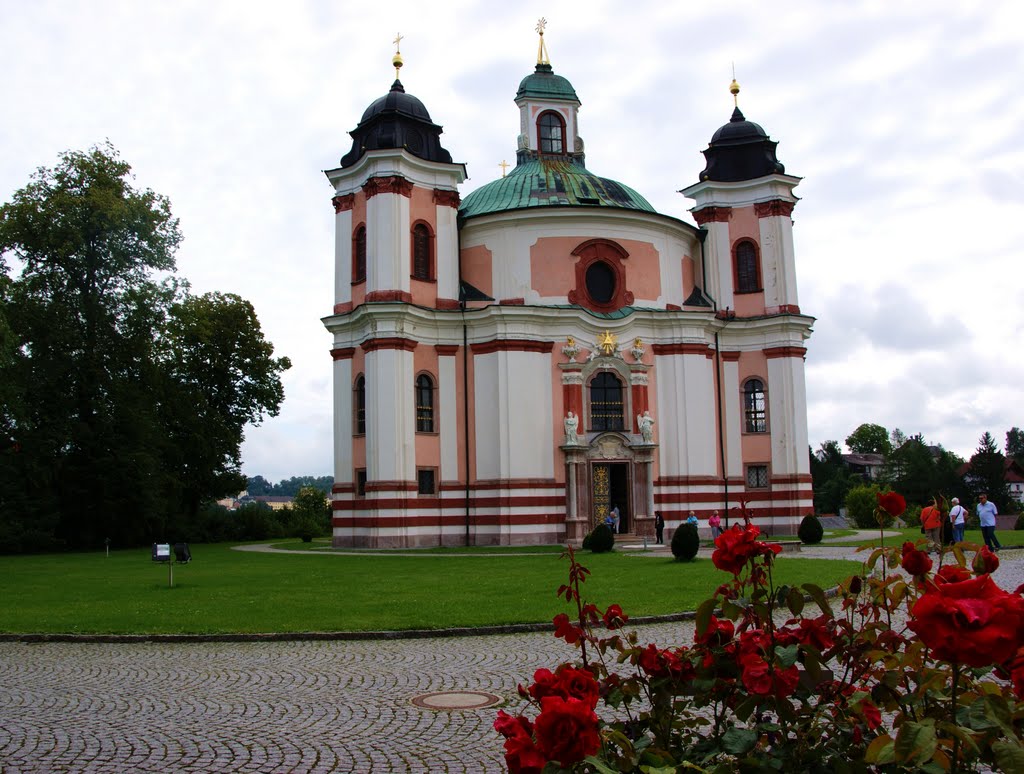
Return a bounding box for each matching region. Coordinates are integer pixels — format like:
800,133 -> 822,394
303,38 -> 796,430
0,543 -> 861,635
824,527 -> 1023,548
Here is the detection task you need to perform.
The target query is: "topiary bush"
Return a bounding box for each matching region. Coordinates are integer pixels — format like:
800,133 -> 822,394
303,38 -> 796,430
797,514 -> 824,545
1015,513 -> 1024,531
845,483 -> 887,529
671,523 -> 700,561
587,523 -> 615,553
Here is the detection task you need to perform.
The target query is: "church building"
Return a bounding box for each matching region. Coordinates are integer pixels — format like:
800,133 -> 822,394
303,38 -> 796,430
323,31 -> 814,547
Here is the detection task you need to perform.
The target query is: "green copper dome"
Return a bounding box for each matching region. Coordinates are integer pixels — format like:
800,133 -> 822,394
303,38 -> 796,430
460,159 -> 655,219
515,63 -> 579,102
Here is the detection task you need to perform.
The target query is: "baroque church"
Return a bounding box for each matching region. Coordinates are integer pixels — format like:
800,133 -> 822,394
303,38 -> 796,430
323,30 -> 814,547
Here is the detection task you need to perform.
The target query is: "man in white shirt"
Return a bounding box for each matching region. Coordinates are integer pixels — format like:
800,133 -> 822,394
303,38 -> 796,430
948,497 -> 967,543
976,492 -> 1001,551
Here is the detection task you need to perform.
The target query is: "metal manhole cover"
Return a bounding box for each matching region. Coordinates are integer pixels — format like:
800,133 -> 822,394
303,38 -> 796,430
410,691 -> 502,711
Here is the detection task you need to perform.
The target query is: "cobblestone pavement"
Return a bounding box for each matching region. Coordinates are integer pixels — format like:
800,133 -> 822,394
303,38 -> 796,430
0,622 -> 693,773
2,545 -> 1020,773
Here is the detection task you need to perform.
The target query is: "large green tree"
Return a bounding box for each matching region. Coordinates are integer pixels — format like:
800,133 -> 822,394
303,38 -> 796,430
968,432 -> 1011,512
810,441 -> 858,515
845,423 -> 891,455
1006,427 -> 1024,461
0,144 -> 289,551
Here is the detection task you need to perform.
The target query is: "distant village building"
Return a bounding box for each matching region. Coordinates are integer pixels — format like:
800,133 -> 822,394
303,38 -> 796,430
323,30 -> 814,547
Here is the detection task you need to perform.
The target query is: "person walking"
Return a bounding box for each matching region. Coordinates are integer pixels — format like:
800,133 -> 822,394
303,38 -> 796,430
977,492 -> 1001,551
948,497 -> 967,544
654,511 -> 665,544
610,504 -> 621,534
708,510 -> 722,542
920,498 -> 943,553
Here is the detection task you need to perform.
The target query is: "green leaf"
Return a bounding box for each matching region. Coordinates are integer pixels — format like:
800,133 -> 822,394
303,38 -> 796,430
864,734 -> 895,765
583,755 -> 621,774
993,741 -> 1024,773
775,644 -> 799,669
695,597 -> 716,637
721,727 -> 758,755
786,586 -> 804,616
800,583 -> 832,617
894,720 -> 937,767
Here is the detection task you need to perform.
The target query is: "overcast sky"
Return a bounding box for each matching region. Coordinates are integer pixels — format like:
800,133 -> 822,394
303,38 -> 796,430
2,1 -> 1021,481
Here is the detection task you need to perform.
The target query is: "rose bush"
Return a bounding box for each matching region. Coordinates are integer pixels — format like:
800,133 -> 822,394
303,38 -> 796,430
496,502 -> 1024,772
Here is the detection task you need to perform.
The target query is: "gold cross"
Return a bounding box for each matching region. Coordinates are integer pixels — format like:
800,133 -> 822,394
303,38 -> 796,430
393,32 -> 403,53
536,18 -> 546,35
499,160 -> 509,177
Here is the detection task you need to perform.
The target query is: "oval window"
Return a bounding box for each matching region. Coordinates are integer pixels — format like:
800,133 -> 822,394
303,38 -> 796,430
585,261 -> 615,304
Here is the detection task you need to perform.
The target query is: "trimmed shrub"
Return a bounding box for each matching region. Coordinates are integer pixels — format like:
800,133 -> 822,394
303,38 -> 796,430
846,484 -> 888,529
1015,513 -> 1024,531
798,514 -> 824,545
588,523 -> 615,553
901,504 -> 922,528
671,523 -> 700,561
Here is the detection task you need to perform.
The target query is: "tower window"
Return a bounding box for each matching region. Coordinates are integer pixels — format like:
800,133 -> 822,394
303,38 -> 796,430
412,222 -> 433,281
415,373 -> 435,433
735,240 -> 761,293
353,224 -> 366,283
589,372 -> 624,432
746,464 -> 769,489
538,111 -> 565,154
743,378 -> 767,433
353,374 -> 366,435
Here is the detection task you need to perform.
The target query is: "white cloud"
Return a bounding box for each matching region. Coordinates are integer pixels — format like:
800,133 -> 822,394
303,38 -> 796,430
2,0 -> 1021,479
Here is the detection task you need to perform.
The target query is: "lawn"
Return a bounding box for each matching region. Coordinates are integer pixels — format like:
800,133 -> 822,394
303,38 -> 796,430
824,527 -> 1023,549
0,543 -> 861,635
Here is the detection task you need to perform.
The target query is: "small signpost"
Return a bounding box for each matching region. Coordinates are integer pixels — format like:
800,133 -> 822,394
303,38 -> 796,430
151,542 -> 190,587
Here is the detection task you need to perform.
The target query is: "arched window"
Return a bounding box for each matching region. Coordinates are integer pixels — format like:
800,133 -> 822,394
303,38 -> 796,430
735,240 -> 761,293
589,372 -> 624,432
353,374 -> 366,435
353,224 -> 366,283
412,222 -> 433,281
538,111 -> 565,154
743,378 -> 767,433
415,373 -> 435,432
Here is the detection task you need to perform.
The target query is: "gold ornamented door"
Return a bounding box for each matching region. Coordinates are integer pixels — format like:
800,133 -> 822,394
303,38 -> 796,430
591,463 -> 610,528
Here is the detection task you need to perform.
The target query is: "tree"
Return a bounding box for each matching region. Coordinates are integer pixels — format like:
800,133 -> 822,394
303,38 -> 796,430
845,423 -> 891,456
1006,427 -> 1024,461
0,144 -> 289,550
810,441 -> 858,515
968,432 -> 1011,512
883,434 -> 939,506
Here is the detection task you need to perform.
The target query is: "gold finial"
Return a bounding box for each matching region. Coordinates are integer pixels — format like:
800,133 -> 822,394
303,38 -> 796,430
393,33 -> 404,79
536,18 -> 550,65
729,63 -> 740,107
598,330 -> 617,356
499,160 -> 510,178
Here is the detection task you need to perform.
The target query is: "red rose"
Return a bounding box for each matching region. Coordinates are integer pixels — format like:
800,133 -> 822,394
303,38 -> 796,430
909,574 -> 1024,667
602,604 -> 628,629
998,647 -> 1024,700
876,491 -> 906,517
900,543 -> 933,576
533,696 -> 601,767
712,525 -> 783,576
494,710 -> 546,774
858,698 -> 882,730
528,666 -> 599,709
973,546 -> 999,575
791,615 -> 835,652
739,652 -> 799,698
934,564 -> 972,585
695,615 -> 735,647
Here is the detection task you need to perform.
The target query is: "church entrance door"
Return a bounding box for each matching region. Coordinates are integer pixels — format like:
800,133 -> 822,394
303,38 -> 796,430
592,462 -> 631,534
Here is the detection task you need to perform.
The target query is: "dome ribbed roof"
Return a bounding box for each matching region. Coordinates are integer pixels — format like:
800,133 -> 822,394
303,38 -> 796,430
515,63 -> 579,102
460,159 -> 653,219
339,80 -> 452,168
698,107 -> 785,183
360,80 -> 433,123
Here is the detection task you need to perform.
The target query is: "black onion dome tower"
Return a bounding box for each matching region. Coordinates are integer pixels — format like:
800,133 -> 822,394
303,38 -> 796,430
698,79 -> 785,183
339,46 -> 452,167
